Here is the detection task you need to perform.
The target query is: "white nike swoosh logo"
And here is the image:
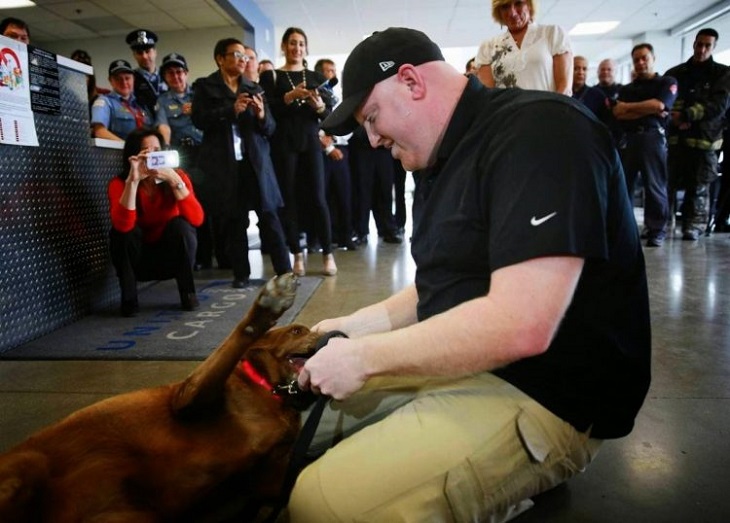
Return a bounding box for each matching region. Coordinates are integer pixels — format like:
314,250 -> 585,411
530,212 -> 558,226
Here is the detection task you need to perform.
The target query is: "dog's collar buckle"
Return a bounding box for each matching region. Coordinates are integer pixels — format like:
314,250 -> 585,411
275,380 -> 300,396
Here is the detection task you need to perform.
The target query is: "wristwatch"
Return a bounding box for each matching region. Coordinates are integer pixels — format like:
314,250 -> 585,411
175,181 -> 184,191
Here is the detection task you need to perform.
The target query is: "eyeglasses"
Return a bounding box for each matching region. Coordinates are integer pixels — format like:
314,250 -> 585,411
225,51 -> 250,62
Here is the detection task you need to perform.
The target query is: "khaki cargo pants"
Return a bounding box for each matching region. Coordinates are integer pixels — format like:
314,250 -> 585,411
287,373 -> 601,522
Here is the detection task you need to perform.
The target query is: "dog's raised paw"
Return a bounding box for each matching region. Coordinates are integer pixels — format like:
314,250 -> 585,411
257,273 -> 298,314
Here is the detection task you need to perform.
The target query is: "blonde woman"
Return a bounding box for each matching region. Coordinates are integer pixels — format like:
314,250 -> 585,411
476,0 -> 573,94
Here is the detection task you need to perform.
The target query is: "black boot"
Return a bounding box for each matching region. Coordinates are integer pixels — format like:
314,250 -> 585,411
181,292 -> 200,311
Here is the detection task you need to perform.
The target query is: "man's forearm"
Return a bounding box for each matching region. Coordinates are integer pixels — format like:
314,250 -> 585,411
343,284 -> 419,337
93,124 -> 122,141
614,99 -> 665,120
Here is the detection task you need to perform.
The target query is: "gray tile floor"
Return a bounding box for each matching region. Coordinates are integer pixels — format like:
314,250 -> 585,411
1,222 -> 729,521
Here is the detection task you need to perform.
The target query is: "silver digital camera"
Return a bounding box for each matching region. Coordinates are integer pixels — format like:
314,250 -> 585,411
146,150 -> 180,169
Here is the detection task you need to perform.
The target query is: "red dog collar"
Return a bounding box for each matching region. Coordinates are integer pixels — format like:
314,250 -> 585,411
240,360 -> 283,402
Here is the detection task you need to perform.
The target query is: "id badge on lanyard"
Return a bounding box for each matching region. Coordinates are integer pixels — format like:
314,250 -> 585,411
232,124 -> 243,161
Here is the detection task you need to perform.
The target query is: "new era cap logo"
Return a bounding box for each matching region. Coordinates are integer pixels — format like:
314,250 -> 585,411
379,61 -> 395,72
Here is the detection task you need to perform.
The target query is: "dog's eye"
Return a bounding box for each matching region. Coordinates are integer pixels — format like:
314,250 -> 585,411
291,327 -> 302,335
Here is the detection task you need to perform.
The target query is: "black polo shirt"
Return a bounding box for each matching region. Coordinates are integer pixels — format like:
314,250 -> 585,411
411,77 -> 651,439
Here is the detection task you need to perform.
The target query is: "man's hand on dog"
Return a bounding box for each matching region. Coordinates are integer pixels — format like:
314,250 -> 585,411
297,336 -> 368,400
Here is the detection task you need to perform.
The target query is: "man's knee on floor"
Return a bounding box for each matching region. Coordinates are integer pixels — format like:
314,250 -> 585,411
288,463 -> 340,523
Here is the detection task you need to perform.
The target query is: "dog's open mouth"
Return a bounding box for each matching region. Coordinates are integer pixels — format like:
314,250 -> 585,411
287,331 -> 348,377
287,356 -> 310,373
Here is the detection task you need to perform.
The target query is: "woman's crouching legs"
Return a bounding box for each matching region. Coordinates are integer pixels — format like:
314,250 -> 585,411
162,217 -> 199,310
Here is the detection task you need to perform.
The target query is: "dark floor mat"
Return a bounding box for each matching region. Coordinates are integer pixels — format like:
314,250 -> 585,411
0,276 -> 322,361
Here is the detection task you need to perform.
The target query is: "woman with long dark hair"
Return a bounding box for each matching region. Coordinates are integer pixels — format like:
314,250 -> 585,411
260,27 -> 337,276
108,127 -> 204,316
192,37 -> 292,287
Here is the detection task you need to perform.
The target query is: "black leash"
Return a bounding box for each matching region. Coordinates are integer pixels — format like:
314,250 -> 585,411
263,330 -> 348,523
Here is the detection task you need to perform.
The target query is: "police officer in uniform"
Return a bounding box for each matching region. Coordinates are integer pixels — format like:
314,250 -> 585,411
155,53 -> 206,269
595,58 -> 622,101
665,28 -> 729,240
594,58 -> 624,146
126,29 -> 167,116
154,53 -> 202,170
614,43 -> 678,247
572,55 -> 610,121
91,59 -> 153,141
315,58 -> 357,250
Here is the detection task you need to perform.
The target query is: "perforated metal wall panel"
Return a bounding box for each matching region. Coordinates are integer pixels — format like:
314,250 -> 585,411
0,65 -> 122,353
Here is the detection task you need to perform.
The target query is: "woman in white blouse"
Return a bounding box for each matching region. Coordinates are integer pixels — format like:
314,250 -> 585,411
476,0 -> 572,94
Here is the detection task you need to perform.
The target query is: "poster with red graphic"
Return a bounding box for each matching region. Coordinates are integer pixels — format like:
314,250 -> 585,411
0,34 -> 39,146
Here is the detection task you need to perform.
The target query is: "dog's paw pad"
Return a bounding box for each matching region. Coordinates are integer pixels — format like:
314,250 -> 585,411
257,273 -> 298,314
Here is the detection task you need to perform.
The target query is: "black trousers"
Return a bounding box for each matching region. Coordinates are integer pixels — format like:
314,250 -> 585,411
109,216 -> 197,303
274,139 -> 333,255
323,146 -> 354,245
350,145 -> 398,237
668,144 -> 718,232
619,128 -> 669,234
217,159 -> 291,281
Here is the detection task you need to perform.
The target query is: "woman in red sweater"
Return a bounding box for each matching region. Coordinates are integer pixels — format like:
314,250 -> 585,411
108,127 -> 204,316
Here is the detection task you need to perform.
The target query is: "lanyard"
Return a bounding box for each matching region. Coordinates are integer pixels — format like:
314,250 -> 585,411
120,99 -> 146,129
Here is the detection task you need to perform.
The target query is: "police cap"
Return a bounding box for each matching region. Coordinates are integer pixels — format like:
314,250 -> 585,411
126,29 -> 158,50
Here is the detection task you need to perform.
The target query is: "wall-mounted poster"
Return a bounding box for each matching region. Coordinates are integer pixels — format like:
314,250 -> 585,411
0,34 -> 39,147
28,45 -> 61,115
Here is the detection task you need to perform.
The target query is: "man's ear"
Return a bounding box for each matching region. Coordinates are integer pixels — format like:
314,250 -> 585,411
397,64 -> 427,100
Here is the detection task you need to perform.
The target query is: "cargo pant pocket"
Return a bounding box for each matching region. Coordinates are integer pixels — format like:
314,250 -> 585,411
444,406 -> 592,523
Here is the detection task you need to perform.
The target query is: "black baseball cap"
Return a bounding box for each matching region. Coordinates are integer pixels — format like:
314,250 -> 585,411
108,59 -> 134,76
126,29 -> 158,50
160,52 -> 188,73
321,27 -> 444,136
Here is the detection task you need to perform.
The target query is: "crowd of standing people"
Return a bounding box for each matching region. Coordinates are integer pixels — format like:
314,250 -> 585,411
1,17 -> 409,314
468,0 -> 730,250
82,25 -> 409,310
4,1 -> 730,310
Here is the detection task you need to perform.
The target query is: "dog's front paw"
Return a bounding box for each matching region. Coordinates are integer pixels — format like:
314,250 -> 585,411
257,273 -> 298,316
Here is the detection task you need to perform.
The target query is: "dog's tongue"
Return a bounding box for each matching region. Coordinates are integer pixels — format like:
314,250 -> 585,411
289,357 -> 307,372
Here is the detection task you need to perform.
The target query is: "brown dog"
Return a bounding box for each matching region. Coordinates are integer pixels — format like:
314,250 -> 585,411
0,273 -> 324,522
